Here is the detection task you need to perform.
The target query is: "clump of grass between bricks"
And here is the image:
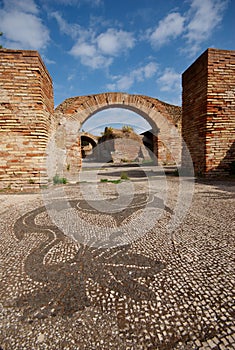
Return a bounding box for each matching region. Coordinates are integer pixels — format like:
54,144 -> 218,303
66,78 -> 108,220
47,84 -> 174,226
100,178 -> 122,184
40,184 -> 48,189
100,172 -> 129,184
100,178 -> 108,183
120,172 -> 129,180
53,175 -> 68,185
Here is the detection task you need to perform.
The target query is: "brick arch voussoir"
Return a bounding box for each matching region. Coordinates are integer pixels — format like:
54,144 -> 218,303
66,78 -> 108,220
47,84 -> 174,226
81,132 -> 98,147
52,92 -> 182,179
55,93 -> 177,131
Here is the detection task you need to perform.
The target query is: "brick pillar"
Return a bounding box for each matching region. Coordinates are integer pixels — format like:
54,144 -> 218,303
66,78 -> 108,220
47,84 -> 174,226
182,49 -> 208,175
182,48 -> 235,177
206,49 -> 235,176
0,49 -> 54,189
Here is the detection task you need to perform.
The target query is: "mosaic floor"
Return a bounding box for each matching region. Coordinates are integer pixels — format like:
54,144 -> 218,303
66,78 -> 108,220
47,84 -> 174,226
0,172 -> 234,349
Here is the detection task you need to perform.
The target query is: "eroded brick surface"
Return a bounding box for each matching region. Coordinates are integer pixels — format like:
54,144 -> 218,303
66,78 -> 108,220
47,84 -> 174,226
54,92 -> 182,177
182,48 -> 235,176
1,47 -> 235,191
0,49 -> 54,189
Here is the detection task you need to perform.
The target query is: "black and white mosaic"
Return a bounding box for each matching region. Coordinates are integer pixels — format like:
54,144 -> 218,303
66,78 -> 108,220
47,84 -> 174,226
0,178 -> 234,349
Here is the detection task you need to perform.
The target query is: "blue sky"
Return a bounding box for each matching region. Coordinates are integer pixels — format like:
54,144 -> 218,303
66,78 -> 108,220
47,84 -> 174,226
1,0 -> 234,135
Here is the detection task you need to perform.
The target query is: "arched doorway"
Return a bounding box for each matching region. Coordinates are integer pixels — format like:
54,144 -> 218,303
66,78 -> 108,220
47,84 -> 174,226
80,133 -> 98,158
53,92 -> 181,179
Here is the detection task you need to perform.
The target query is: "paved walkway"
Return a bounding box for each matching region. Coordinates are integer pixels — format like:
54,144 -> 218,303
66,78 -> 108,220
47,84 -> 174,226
0,168 -> 234,349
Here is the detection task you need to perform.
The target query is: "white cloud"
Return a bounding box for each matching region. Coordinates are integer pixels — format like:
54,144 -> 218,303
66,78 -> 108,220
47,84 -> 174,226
3,0 -> 39,14
70,28 -> 135,69
97,29 -> 135,56
142,62 -> 158,78
157,68 -> 181,92
184,0 -> 228,54
51,11 -> 135,70
150,12 -> 185,47
50,11 -> 82,39
70,41 -> 113,69
85,0 -> 103,6
55,0 -> 103,6
73,42 -> 96,57
42,56 -> 56,65
107,62 -> 158,91
111,76 -> 134,91
0,0 -> 49,50
148,0 -> 228,55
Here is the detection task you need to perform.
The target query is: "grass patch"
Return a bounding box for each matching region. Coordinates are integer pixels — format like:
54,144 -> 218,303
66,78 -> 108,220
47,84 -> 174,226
0,184 -> 12,192
53,175 -> 68,185
40,185 -> 48,189
100,172 -> 130,184
120,172 -> 129,180
122,125 -> 133,133
142,159 -> 154,165
100,178 -> 108,182
100,178 -> 122,184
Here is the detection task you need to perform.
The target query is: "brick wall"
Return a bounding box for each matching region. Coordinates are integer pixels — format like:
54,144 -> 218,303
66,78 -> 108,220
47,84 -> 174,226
0,49 -> 54,189
206,49 -> 235,176
1,47 -> 234,190
93,133 -> 151,163
182,48 -> 235,176
182,49 -> 208,175
55,93 -> 182,169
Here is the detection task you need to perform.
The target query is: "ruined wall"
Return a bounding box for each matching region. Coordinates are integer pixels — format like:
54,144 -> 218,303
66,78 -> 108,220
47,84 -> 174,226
182,48 -> 235,176
92,128 -> 151,163
0,49 -> 54,189
54,93 -> 182,178
2,47 -> 234,190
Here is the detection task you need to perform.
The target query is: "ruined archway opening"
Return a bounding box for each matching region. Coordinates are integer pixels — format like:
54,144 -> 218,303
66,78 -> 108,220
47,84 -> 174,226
81,134 -> 98,159
53,92 -> 182,182
80,107 -> 156,165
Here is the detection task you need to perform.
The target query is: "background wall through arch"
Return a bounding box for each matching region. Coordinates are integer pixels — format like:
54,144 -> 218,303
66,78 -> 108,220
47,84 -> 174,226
54,93 -> 182,180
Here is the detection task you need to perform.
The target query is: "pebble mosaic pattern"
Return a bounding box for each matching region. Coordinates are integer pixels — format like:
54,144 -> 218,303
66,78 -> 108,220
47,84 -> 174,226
0,177 -> 234,349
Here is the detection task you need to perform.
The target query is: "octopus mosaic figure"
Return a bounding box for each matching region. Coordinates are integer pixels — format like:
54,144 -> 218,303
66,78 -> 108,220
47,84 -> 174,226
13,193 -> 167,318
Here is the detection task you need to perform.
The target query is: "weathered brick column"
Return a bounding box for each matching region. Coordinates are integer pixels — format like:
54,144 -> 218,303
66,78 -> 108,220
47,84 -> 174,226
0,49 -> 54,189
182,48 -> 235,176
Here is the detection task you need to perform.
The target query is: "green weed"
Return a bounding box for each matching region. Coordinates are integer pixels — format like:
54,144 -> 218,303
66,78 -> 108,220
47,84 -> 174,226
53,175 -> 68,185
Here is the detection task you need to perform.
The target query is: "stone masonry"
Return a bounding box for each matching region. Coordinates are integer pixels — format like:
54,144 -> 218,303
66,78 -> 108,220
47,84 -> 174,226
0,49 -> 54,189
0,47 -> 235,189
182,48 -> 235,176
92,127 -> 151,163
54,93 -> 182,181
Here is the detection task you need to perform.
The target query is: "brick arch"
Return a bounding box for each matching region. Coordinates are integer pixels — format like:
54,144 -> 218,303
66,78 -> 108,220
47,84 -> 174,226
81,132 -> 98,148
55,92 -> 180,130
81,132 -> 98,159
53,92 -> 181,180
